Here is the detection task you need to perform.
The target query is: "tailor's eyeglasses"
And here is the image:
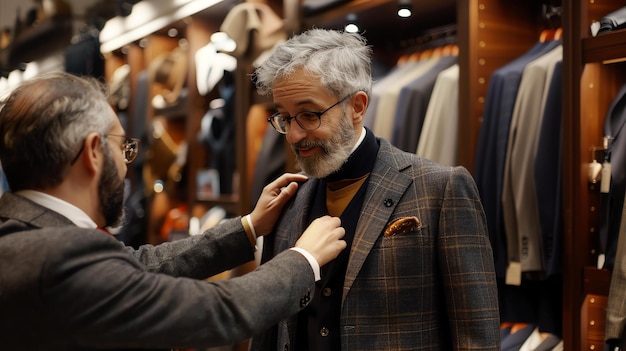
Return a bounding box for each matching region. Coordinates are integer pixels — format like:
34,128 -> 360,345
267,94 -> 354,134
70,134 -> 140,165
104,134 -> 140,164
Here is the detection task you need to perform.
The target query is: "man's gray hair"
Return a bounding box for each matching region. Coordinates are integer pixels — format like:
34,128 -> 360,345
0,71 -> 115,191
253,28 -> 373,98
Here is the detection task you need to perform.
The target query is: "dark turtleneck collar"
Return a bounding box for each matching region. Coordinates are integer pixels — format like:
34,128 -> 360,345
324,127 -> 379,183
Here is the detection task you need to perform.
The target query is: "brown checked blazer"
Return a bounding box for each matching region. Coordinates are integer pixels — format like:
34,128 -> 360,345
252,138 -> 500,351
0,192 -> 315,351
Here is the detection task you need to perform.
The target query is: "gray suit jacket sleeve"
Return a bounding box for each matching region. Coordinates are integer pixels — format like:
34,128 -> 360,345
126,217 -> 258,279
50,231 -> 313,349
0,194 -> 315,350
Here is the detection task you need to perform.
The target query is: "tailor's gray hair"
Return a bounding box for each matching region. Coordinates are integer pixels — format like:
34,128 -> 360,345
0,71 -> 115,191
253,28 -> 373,99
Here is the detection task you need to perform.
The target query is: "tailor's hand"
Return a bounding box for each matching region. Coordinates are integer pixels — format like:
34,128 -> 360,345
249,173 -> 308,236
295,216 -> 346,267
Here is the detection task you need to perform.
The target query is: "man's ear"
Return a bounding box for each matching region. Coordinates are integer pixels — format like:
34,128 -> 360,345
351,91 -> 368,123
82,133 -> 102,174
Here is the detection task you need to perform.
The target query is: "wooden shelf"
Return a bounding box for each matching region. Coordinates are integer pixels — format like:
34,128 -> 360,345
0,15 -> 72,73
194,194 -> 239,216
583,29 -> 626,64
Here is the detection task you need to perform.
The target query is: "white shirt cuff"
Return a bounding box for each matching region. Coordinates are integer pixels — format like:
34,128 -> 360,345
289,247 -> 321,281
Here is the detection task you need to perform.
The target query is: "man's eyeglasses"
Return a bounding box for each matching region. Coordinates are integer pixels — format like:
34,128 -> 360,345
70,134 -> 140,165
104,134 -> 140,164
268,94 -> 353,134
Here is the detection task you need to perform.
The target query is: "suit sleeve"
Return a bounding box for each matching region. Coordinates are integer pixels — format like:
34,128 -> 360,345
126,216 -> 256,279
438,166 -> 501,350
39,228 -> 315,349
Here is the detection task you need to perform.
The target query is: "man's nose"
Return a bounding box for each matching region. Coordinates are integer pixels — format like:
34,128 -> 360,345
285,120 -> 307,142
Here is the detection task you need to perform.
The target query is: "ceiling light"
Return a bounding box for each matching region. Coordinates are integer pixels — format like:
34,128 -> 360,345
397,0 -> 412,18
345,13 -> 359,33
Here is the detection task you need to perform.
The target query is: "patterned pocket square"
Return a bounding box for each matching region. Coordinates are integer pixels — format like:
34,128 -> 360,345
383,216 -> 420,237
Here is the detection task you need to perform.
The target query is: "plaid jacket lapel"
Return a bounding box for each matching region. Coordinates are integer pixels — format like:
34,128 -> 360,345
343,139 -> 413,303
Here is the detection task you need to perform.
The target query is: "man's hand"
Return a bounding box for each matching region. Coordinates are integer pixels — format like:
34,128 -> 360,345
295,216 -> 346,266
249,173 -> 308,236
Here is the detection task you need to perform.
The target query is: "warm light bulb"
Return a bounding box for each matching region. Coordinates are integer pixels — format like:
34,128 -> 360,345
398,8 -> 412,18
397,0 -> 412,18
345,23 -> 359,33
344,13 -> 359,33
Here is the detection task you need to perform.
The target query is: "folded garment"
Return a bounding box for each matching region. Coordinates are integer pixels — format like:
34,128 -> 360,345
598,6 -> 626,35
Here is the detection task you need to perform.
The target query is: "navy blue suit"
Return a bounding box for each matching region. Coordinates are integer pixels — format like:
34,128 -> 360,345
473,41 -> 562,326
391,55 -> 458,152
534,60 -> 563,278
473,40 -> 562,279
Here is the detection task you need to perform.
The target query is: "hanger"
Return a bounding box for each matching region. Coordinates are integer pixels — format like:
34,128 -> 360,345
442,44 -> 459,57
539,28 -> 555,42
430,46 -> 443,59
407,51 -> 422,63
540,3 -> 562,42
396,53 -> 411,66
396,24 -> 458,64
419,48 -> 434,61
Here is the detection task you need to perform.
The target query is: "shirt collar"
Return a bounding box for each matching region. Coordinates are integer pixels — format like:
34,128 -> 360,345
351,126 -> 367,153
15,190 -> 98,229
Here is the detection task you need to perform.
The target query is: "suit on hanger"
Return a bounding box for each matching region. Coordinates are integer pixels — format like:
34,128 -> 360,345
372,59 -> 438,141
0,192 -> 315,351
364,61 -> 428,131
416,64 -> 460,166
251,136 -> 500,351
534,60 -> 563,278
392,55 -> 458,153
606,190 -> 626,346
473,39 -> 562,279
502,44 -> 562,278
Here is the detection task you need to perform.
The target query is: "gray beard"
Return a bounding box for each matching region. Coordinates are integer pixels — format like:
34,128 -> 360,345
98,146 -> 125,228
293,113 -> 356,178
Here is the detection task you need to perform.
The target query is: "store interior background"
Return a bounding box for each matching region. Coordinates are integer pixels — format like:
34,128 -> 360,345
3,1 -> 626,351
1,0 -> 99,33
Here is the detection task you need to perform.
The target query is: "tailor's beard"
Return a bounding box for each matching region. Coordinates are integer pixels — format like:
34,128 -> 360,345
98,145 -> 126,228
291,112 -> 356,178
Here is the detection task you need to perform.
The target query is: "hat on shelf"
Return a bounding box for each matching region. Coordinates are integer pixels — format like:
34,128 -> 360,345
195,42 -> 237,96
220,2 -> 286,65
149,46 -> 188,109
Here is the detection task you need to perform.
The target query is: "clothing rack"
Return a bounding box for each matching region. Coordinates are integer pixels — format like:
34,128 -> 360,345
396,24 -> 457,53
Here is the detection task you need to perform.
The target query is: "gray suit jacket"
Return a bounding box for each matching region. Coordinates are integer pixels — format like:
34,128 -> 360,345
0,192 -> 314,350
252,138 -> 500,350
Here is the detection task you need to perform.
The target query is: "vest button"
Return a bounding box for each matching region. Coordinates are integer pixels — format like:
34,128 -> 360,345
322,288 -> 332,296
320,327 -> 329,337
